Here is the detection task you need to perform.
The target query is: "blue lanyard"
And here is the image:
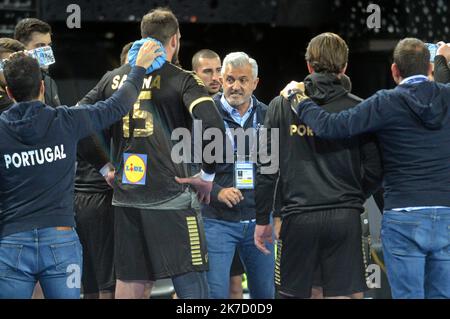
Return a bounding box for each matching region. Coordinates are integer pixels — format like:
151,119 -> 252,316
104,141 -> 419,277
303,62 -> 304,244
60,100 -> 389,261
224,112 -> 258,153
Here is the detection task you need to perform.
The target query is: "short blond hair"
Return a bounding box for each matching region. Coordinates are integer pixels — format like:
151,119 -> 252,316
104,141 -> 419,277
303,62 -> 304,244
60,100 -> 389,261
305,32 -> 348,74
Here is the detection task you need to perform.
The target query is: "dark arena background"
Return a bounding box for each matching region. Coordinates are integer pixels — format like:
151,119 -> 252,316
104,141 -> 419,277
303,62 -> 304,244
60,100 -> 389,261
1,0 -> 448,105
2,0 -> 450,306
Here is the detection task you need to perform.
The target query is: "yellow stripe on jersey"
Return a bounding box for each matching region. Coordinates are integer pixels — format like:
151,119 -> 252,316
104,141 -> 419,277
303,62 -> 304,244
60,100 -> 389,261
188,97 -> 214,114
138,90 -> 152,100
192,73 -> 206,86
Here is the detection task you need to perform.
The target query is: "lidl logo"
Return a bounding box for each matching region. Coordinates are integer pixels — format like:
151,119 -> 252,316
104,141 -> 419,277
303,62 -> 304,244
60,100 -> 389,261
122,153 -> 147,185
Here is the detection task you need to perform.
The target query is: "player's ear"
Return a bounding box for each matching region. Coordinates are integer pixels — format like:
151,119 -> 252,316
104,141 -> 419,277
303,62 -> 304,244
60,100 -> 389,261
170,33 -> 177,50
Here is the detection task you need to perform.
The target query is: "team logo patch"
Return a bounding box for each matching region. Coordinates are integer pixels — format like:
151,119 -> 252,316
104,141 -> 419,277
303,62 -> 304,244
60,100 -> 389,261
122,153 -> 147,185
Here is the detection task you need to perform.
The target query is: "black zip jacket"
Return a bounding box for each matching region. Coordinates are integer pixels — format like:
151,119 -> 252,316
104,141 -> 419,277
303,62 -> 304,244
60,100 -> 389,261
202,94 -> 268,222
256,72 -> 382,225
43,71 -> 61,107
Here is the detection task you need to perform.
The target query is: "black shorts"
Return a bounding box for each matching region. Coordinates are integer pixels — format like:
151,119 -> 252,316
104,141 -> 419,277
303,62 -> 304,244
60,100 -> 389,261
276,209 -> 366,298
74,191 -> 115,294
114,206 -> 208,281
230,249 -> 245,277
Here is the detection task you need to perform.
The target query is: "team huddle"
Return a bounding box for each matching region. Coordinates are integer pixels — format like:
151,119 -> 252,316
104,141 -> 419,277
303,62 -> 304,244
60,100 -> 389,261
1,7 -> 450,300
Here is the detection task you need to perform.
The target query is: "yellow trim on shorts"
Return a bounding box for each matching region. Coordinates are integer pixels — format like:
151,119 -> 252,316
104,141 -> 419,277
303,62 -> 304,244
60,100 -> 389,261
186,216 -> 204,266
275,240 -> 282,286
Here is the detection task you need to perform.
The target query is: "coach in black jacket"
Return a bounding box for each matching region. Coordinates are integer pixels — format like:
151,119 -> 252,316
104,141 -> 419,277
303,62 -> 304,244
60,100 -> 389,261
255,33 -> 382,299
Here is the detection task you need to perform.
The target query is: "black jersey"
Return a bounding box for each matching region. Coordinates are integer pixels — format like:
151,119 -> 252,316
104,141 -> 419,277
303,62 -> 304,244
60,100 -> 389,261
75,133 -> 111,193
75,72 -> 112,194
79,62 -> 213,208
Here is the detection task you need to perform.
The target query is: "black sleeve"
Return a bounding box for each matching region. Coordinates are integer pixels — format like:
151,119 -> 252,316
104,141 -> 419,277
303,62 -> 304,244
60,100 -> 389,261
77,71 -> 112,171
360,134 -> 383,198
43,73 -> 61,107
256,97 -> 281,225
77,134 -> 111,171
210,182 -> 224,204
434,55 -> 450,84
272,174 -> 283,218
373,189 -> 384,212
182,72 -> 225,174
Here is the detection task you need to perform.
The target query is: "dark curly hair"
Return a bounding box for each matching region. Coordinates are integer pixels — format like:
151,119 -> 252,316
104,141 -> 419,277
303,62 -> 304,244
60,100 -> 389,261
4,53 -> 42,102
14,18 -> 52,46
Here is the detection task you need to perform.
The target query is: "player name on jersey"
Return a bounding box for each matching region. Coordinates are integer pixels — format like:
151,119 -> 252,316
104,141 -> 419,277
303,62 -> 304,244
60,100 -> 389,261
3,144 -> 67,169
111,74 -> 161,91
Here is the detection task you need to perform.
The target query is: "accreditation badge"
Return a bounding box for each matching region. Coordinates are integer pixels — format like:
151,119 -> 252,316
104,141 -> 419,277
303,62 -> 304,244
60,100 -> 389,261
122,153 -> 147,185
234,161 -> 255,190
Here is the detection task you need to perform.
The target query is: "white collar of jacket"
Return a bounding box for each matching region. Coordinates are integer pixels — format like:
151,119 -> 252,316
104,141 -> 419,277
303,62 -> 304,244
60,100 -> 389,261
400,75 -> 429,85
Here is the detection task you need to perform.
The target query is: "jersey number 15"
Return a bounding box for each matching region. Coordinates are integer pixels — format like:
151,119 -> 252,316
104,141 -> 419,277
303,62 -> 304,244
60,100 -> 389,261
123,91 -> 154,138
